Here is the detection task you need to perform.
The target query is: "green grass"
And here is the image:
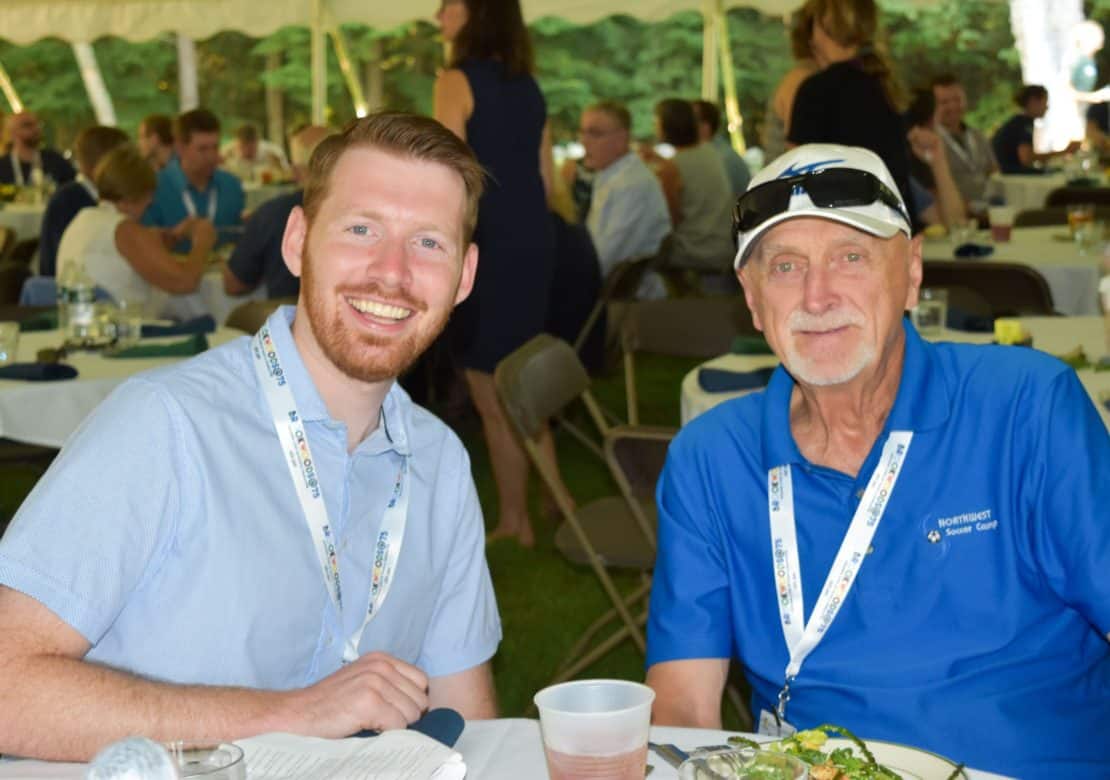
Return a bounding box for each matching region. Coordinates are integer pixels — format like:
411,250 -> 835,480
0,353 -> 729,720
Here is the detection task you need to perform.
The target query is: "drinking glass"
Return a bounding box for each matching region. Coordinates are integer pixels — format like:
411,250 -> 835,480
912,288 -> 948,337
1068,203 -> 1095,239
535,679 -> 655,780
112,298 -> 145,349
165,742 -> 246,779
0,322 -> 18,365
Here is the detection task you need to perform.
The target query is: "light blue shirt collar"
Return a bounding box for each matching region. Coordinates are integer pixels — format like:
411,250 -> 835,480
265,305 -> 410,457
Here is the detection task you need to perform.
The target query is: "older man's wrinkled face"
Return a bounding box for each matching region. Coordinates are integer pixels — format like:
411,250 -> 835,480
579,110 -> 629,171
739,218 -> 922,388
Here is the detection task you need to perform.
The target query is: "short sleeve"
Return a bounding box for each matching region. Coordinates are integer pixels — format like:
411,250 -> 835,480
646,436 -> 735,667
787,74 -> 826,146
415,438 -> 501,677
0,378 -> 185,643
1022,370 -> 1110,633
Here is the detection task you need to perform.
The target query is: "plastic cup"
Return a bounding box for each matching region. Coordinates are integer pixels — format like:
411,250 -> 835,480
534,679 -> 654,780
988,206 -> 1014,242
911,288 -> 947,337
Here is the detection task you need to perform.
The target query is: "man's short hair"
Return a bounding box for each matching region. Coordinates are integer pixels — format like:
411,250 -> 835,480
288,125 -> 333,167
691,100 -> 722,135
302,111 -> 485,243
655,99 -> 699,147
74,125 -> 129,177
174,109 -> 221,145
235,123 -> 259,144
1015,84 -> 1048,108
585,101 -> 631,132
930,73 -> 961,90
140,114 -> 173,146
94,144 -> 157,203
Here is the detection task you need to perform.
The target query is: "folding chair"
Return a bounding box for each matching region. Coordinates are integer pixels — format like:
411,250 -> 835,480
1013,205 -> 1110,227
495,334 -> 658,685
224,298 -> 295,333
0,227 -> 14,261
922,261 -> 1056,317
620,296 -> 758,425
572,247 -> 667,356
1045,186 -> 1110,207
6,238 -> 38,267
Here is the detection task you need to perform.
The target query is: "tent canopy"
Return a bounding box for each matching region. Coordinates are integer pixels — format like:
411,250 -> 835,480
0,0 -> 808,45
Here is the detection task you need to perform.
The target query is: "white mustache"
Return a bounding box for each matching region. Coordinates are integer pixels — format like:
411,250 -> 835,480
788,309 -> 865,332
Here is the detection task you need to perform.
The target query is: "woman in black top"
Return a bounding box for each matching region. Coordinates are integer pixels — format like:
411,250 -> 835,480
434,0 -> 564,547
789,0 -> 916,224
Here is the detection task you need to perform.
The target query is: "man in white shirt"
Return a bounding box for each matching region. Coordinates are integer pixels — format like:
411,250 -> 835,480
222,122 -> 291,183
578,101 -> 671,280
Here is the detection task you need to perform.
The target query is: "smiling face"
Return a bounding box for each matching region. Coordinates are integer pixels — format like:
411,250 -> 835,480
932,83 -> 967,131
283,146 -> 477,384
739,218 -> 921,388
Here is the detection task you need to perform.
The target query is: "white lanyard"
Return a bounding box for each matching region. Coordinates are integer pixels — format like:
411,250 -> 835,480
251,323 -> 411,663
10,149 -> 41,187
767,430 -> 913,722
938,126 -> 982,173
182,187 -> 217,221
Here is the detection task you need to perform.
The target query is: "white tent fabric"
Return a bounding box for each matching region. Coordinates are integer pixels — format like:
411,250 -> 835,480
0,0 -> 804,45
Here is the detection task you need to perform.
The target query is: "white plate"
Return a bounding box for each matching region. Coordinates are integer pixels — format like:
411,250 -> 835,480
821,738 -> 967,780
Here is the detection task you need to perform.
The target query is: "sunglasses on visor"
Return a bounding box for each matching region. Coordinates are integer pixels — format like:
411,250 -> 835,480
732,167 -> 911,241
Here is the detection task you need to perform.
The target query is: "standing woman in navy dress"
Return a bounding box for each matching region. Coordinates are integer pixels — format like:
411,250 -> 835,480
435,0 -> 564,547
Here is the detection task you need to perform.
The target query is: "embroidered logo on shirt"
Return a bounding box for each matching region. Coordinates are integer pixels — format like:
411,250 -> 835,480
931,508 -> 997,540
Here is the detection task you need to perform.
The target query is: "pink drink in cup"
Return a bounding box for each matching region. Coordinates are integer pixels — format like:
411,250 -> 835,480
988,206 -> 1014,242
535,680 -> 654,780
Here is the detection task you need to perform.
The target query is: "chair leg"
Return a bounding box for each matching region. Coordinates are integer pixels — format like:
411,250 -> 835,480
553,580 -> 653,677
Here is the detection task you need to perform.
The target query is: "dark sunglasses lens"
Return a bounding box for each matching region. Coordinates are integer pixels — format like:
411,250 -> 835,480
804,169 -> 879,208
735,180 -> 794,232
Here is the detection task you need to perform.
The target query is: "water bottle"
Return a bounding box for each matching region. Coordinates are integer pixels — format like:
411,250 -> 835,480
64,259 -> 96,342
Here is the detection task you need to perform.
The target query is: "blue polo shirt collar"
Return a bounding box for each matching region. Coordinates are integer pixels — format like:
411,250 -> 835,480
760,318 -> 952,469
263,306 -> 411,458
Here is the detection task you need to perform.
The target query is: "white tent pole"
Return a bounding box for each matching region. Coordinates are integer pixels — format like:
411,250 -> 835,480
177,34 -> 199,111
71,43 -> 117,126
266,52 -> 285,147
365,38 -> 384,112
715,0 -> 745,152
701,0 -> 718,100
0,59 -> 23,114
327,18 -> 369,117
311,0 -> 327,125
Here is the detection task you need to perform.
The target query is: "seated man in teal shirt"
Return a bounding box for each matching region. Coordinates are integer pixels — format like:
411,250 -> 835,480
142,107 -> 245,249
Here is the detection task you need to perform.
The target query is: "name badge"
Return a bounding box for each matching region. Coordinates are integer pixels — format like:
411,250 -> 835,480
758,709 -> 798,738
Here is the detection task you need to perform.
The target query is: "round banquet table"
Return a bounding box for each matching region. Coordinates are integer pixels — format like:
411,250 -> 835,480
151,269 -> 265,325
0,719 -> 1014,779
921,226 -> 1103,317
680,317 -> 1110,434
0,202 -> 45,240
0,326 -> 244,448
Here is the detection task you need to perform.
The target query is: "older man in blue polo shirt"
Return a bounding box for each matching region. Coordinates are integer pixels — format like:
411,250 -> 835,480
646,144 -> 1110,777
142,107 -> 245,249
0,112 -> 499,761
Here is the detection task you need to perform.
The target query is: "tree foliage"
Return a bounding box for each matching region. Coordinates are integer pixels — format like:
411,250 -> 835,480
0,0 -> 1024,151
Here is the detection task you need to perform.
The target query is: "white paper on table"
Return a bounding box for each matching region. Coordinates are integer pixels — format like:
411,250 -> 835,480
237,731 -> 466,780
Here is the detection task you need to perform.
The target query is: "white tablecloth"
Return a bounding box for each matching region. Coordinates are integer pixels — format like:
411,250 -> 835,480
992,172 -> 1068,212
680,317 -> 1110,433
0,202 -> 44,241
921,225 -> 1102,316
0,326 -> 243,448
0,719 -> 1013,779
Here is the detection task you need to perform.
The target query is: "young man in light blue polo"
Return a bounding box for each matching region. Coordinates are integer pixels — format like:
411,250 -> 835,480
646,144 -> 1110,777
0,112 -> 500,761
